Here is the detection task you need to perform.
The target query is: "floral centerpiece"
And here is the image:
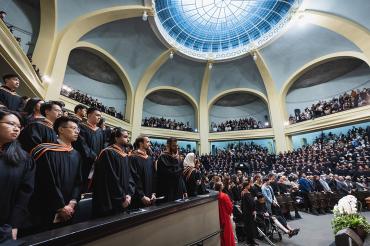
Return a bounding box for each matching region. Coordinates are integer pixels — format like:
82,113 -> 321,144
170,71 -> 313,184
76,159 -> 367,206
332,195 -> 370,241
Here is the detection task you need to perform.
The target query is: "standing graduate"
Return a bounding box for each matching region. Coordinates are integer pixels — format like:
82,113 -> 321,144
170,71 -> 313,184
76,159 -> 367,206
156,137 -> 187,202
0,110 -> 34,240
183,153 -> 202,197
0,74 -> 24,111
130,136 -> 156,208
22,98 -> 44,125
241,179 -> 258,246
18,101 -> 63,152
72,107 -> 105,191
92,128 -> 135,217
29,116 -> 82,229
72,104 -> 87,123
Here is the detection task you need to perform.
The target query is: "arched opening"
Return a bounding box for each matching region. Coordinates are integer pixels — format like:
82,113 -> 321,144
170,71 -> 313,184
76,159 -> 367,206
142,89 -> 198,132
285,57 -> 370,124
62,48 -> 128,121
209,90 -> 270,132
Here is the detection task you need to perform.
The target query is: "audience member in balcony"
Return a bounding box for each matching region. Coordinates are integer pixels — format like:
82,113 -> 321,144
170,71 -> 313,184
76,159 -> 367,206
156,137 -> 187,203
210,117 -> 266,132
0,11 -> 6,22
0,74 -> 24,112
289,87 -> 370,124
92,128 -> 135,217
73,107 -> 105,192
0,110 -> 34,240
142,116 -> 193,132
22,98 -> 44,125
61,87 -> 124,120
29,116 -> 82,230
183,153 -> 202,197
19,101 -> 63,152
130,136 -> 157,208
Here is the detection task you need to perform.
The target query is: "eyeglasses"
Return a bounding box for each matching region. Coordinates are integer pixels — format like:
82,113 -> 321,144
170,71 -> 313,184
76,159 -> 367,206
62,126 -> 80,132
0,121 -> 21,129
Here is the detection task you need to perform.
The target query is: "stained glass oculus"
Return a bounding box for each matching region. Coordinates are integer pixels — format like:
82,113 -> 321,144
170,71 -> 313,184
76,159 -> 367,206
153,0 -> 301,61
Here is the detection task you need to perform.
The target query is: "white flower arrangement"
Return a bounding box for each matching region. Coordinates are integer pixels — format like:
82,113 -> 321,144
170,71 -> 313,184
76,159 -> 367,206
333,195 -> 358,216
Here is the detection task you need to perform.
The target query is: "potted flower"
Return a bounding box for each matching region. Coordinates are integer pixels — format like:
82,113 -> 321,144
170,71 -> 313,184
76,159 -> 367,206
332,195 -> 370,241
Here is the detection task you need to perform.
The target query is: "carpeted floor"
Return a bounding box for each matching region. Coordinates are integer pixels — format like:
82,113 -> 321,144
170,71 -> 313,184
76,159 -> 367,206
237,211 -> 370,246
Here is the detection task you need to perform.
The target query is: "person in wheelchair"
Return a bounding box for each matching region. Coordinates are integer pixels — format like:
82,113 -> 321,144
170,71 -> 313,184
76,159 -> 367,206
255,193 -> 300,238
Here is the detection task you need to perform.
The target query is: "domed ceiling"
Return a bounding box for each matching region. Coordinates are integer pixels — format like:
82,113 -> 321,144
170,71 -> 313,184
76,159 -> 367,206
152,0 -> 302,61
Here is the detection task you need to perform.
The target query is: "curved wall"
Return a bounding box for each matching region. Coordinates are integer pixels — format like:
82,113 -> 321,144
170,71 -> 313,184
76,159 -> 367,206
142,99 -> 195,128
209,99 -> 268,125
64,65 -> 127,113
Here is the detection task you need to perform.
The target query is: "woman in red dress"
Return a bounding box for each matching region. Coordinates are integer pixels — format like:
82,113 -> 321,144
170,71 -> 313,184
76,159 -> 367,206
215,181 -> 235,246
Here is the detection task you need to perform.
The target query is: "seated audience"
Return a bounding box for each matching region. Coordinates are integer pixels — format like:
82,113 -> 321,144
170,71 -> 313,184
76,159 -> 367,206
210,117 -> 267,132
255,193 -> 299,238
142,116 -> 193,132
289,88 -> 370,124
60,86 -> 124,120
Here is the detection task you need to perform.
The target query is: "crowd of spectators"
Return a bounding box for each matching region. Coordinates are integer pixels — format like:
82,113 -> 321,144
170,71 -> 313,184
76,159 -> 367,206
289,88 -> 370,124
1,10 -> 42,80
142,116 -> 193,132
61,86 -> 124,120
202,126 -> 370,182
210,117 -> 268,132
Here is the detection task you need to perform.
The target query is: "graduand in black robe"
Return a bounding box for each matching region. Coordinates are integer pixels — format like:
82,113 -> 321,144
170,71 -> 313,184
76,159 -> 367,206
130,150 -> 156,208
0,147 -> 34,229
0,85 -> 24,111
92,144 -> 135,217
241,192 -> 257,244
156,152 -> 186,202
73,122 -> 105,189
18,118 -> 58,153
183,166 -> 201,197
29,143 -> 82,227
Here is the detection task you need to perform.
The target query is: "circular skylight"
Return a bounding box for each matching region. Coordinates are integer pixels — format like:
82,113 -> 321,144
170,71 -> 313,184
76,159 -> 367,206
153,0 -> 301,61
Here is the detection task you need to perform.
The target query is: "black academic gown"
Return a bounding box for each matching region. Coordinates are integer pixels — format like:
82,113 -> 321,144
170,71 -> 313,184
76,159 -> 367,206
129,150 -> 156,208
0,147 -> 34,229
183,167 -> 201,197
72,123 -> 105,190
29,143 -> 82,227
19,119 -> 58,153
0,85 -> 23,111
156,152 -> 186,202
92,145 -> 135,217
241,192 -> 257,244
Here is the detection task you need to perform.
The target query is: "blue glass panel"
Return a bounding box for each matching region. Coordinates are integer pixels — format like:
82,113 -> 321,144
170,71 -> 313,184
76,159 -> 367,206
154,0 -> 299,60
